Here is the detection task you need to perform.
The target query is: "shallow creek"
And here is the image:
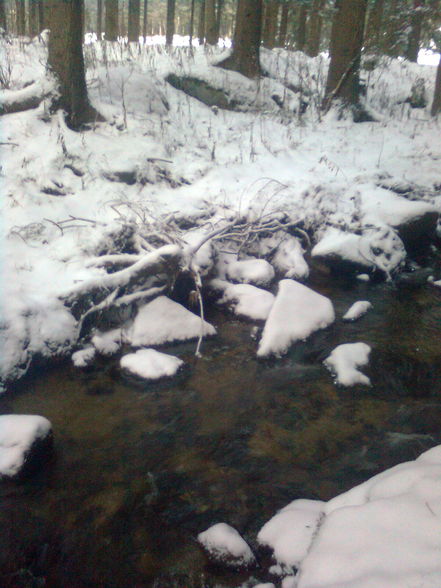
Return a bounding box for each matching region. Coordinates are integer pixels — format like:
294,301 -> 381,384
1,267 -> 440,587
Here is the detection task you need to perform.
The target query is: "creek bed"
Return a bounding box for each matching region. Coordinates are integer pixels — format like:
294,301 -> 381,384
1,269 -> 441,587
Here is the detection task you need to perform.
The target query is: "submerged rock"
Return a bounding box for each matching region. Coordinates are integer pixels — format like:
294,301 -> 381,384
198,522 -> 256,571
0,415 -> 53,480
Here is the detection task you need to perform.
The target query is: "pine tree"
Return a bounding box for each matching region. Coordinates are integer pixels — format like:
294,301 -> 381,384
128,0 -> 140,41
105,0 -> 119,40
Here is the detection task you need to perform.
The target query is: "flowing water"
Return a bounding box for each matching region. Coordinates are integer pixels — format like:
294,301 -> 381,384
1,262 -> 440,587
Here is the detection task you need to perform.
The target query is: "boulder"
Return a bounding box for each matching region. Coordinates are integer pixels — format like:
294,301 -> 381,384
198,522 -> 256,571
120,349 -> 184,381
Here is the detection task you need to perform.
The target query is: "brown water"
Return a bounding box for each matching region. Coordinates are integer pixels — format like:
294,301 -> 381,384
0,271 -> 440,587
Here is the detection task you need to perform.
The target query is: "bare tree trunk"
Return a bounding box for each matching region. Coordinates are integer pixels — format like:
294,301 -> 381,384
218,0 -> 263,78
47,0 -> 103,129
38,0 -> 45,31
29,0 -> 39,36
306,0 -> 325,57
364,0 -> 384,53
128,0 -> 140,41
215,0 -> 224,40
142,0 -> 148,37
205,0 -> 217,44
105,0 -> 119,40
277,1 -> 289,47
431,54 -> 441,116
296,4 -> 307,51
0,0 -> 6,32
324,0 -> 368,116
97,0 -> 103,36
15,0 -> 26,35
262,0 -> 279,49
405,0 -> 425,62
189,0 -> 195,45
166,0 -> 175,45
198,0 -> 205,44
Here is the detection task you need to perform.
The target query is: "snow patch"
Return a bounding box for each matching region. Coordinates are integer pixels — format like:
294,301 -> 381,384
324,342 -> 371,386
120,349 -> 183,380
210,279 -> 275,321
197,522 -> 256,569
342,300 -> 372,321
226,258 -> 275,286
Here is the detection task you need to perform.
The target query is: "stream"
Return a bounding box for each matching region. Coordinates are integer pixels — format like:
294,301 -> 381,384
0,259 -> 440,587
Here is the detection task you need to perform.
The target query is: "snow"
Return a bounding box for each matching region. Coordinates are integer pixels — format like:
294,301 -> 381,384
324,342 -> 371,386
72,346 -> 96,367
258,499 -> 325,571
210,279 -> 275,321
127,296 -> 216,347
342,300 -> 372,321
257,280 -> 335,358
91,328 -> 123,355
226,258 -> 275,287
0,414 -> 52,478
197,522 -> 256,568
272,235 -> 309,280
120,348 -> 183,380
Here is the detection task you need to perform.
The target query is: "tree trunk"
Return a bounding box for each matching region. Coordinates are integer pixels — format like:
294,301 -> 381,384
142,0 -> 148,37
215,0 -> 224,39
166,0 -> 175,46
47,0 -> 102,130
306,0 -> 325,57
97,0 -> 103,36
105,0 -> 119,40
383,0 -> 405,57
38,0 -> 45,31
189,0 -> 195,45
218,0 -> 263,78
405,0 -> 425,62
296,4 -> 307,51
29,0 -> 39,36
128,0 -> 140,41
198,0 -> 206,44
324,0 -> 368,114
364,0 -> 384,53
15,0 -> 26,35
262,0 -> 279,49
205,0 -> 217,44
431,54 -> 441,116
277,2 -> 289,47
0,0 -> 6,32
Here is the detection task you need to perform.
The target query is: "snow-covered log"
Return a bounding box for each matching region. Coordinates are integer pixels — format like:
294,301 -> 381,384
0,78 -> 55,115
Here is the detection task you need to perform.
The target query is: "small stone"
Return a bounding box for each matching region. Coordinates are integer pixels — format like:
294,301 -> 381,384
198,522 -> 256,571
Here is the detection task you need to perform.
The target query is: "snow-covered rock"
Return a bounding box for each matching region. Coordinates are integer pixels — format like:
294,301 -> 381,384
120,348 -> 183,380
324,342 -> 371,386
272,235 -> 309,280
258,499 -> 325,571
210,279 -> 275,321
127,296 -> 216,347
296,445 -> 441,588
226,258 -> 275,286
0,414 -> 53,479
91,328 -> 122,355
257,280 -> 335,358
197,522 -> 256,570
72,346 -> 96,367
342,300 -> 372,321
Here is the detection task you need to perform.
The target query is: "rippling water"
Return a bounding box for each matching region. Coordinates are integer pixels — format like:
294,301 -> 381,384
0,269 -> 440,587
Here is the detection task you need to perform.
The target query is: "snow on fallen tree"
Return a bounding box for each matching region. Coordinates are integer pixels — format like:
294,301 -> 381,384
0,76 -> 56,115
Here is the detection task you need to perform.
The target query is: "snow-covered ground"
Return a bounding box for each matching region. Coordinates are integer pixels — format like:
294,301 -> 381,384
1,34 -> 441,586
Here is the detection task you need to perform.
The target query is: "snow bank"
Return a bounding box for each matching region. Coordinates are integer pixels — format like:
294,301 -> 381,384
210,279 -> 275,321
127,296 -> 216,347
0,414 -> 52,478
324,342 -> 371,386
297,445 -> 441,588
257,280 -> 335,358
197,522 -> 256,569
120,349 -> 183,380
342,300 -> 372,321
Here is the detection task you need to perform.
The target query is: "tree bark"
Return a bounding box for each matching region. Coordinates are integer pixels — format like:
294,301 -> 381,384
166,0 -> 175,46
405,0 -> 425,62
105,0 -> 119,40
97,0 -> 103,36
364,0 -> 384,53
262,0 -> 279,49
277,2 -> 289,48
306,0 -> 325,57
47,0 -> 103,130
142,0 -> 148,37
15,0 -> 26,35
189,0 -> 195,45
38,0 -> 45,31
0,0 -> 6,32
198,0 -> 206,44
296,4 -> 307,51
324,0 -> 368,112
29,0 -> 39,36
205,0 -> 217,44
128,0 -> 140,41
218,0 -> 263,78
215,0 -> 224,39
431,54 -> 441,116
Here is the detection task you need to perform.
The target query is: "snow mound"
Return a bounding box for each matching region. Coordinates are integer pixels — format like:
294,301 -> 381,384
127,296 -> 216,347
226,258 -> 275,286
197,522 -> 256,570
120,349 -> 183,380
258,499 -> 325,571
257,280 -> 335,358
272,236 -> 309,280
324,342 -> 371,386
343,300 -> 372,321
297,445 -> 441,588
92,328 -> 122,355
210,279 -> 275,321
72,346 -> 96,367
0,414 -> 52,478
